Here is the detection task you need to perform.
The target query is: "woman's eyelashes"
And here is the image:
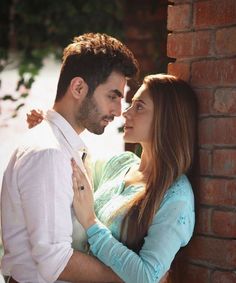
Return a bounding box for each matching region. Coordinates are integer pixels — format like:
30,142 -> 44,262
124,100 -> 145,113
131,101 -> 144,111
135,102 -> 144,111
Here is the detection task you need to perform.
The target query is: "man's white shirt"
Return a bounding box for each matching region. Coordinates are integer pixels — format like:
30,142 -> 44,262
1,110 -> 88,283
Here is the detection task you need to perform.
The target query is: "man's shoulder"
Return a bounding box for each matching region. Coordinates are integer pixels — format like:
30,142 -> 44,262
22,121 -> 58,147
16,121 -> 63,159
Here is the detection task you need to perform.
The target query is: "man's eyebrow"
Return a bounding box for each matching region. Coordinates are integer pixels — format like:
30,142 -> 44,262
112,89 -> 124,98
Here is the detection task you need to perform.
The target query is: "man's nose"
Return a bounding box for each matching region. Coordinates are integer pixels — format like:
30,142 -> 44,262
112,100 -> 122,117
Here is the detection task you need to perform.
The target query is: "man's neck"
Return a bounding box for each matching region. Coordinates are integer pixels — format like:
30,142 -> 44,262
53,104 -> 84,135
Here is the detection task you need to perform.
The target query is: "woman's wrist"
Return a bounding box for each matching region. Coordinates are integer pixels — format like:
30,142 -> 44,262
84,216 -> 97,230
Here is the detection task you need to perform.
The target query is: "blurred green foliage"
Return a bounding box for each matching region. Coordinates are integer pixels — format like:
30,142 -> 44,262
0,0 -> 124,119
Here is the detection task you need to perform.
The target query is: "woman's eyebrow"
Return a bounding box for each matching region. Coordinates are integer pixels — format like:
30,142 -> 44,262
132,97 -> 146,104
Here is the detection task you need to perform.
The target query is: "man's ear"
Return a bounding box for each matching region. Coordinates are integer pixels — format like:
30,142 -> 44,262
70,77 -> 88,100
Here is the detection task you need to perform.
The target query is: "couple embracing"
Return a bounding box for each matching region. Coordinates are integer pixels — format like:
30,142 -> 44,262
1,33 -> 197,283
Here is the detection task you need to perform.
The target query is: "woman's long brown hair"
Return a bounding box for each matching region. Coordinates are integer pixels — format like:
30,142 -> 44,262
120,74 -> 198,253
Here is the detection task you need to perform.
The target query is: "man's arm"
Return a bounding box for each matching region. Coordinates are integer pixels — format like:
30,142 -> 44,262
59,251 -> 122,282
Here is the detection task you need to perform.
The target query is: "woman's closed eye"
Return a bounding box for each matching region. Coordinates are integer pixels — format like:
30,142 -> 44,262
135,102 -> 144,111
130,101 -> 144,111
124,100 -> 145,113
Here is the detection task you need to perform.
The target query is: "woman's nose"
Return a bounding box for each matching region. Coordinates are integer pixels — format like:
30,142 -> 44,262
122,105 -> 132,118
122,108 -> 128,118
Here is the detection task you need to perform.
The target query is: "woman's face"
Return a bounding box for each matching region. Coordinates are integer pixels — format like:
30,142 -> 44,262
123,83 -> 154,144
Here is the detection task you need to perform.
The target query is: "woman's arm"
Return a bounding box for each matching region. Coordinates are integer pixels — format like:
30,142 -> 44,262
72,160 -> 195,283
86,199 -> 194,283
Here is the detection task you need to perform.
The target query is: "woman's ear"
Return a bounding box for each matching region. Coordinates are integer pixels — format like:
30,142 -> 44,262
70,77 -> 89,100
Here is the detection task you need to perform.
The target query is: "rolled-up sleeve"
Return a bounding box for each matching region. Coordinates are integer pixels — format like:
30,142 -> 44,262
87,192 -> 195,283
17,149 -> 73,282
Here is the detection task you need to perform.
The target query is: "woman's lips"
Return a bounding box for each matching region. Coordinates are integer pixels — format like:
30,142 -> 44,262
124,125 -> 133,131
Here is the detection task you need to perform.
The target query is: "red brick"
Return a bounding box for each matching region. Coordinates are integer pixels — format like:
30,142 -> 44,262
191,58 -> 236,87
167,33 -> 192,58
179,264 -> 210,283
211,270 -> 236,283
194,0 -> 236,28
168,4 -> 192,31
168,62 -> 190,81
213,88 -> 236,114
216,26 -> 236,55
212,210 -> 236,238
196,89 -> 213,116
195,207 -> 212,235
167,31 -> 211,58
213,118 -> 236,145
185,236 -> 236,269
194,30 -> 212,57
199,149 -> 212,175
212,149 -> 236,176
199,118 -> 236,146
199,178 -> 236,207
198,118 -> 212,146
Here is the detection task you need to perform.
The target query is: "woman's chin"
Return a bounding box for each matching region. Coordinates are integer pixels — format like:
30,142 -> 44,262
123,135 -> 136,144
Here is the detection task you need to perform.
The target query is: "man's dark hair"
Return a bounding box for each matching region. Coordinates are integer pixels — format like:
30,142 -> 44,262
55,33 -> 139,101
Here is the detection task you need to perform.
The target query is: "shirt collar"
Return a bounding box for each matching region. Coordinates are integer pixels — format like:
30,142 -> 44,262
45,109 -> 87,153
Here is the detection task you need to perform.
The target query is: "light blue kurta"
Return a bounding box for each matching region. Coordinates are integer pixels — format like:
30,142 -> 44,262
89,152 -> 195,283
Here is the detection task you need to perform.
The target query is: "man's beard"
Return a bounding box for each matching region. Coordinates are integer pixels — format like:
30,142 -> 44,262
76,96 -> 114,135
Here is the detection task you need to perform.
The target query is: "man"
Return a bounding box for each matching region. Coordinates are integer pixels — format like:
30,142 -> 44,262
1,33 -> 139,283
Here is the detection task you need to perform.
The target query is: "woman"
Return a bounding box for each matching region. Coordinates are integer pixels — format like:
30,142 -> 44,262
28,74 -> 198,283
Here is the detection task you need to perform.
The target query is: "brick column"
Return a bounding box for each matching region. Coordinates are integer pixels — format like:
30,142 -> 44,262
124,0 -> 170,152
124,0 -> 169,77
167,0 -> 236,282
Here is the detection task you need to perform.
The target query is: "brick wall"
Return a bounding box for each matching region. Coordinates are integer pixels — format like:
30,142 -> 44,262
167,0 -> 236,282
124,0 -> 236,281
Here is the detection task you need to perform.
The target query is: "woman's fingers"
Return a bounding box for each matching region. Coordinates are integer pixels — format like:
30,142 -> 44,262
26,109 -> 44,128
71,158 -> 89,180
72,174 -> 78,194
71,160 -> 80,192
71,159 -> 82,179
71,158 -> 86,192
71,158 -> 96,229
31,109 -> 44,118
